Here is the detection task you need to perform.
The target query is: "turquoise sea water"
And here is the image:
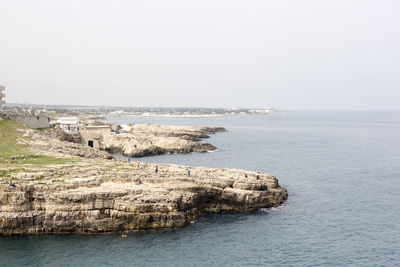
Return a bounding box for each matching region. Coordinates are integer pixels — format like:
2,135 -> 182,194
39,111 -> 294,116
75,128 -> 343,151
1,111 -> 399,266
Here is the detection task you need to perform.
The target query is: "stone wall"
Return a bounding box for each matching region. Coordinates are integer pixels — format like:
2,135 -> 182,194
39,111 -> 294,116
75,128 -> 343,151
0,110 -> 50,129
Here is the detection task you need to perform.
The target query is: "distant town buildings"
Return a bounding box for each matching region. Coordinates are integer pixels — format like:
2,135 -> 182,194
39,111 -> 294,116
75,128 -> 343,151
249,109 -> 274,114
107,110 -> 126,117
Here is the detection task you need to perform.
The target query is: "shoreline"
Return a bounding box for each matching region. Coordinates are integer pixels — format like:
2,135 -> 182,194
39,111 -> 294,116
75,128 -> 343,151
0,119 -> 287,235
87,111 -> 276,120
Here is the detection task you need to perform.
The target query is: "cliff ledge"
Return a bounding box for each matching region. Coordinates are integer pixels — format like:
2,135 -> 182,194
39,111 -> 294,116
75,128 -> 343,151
0,160 -> 287,235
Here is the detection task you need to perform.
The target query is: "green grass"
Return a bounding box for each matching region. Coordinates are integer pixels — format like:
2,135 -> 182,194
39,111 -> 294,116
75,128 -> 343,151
15,156 -> 77,165
0,119 -> 78,166
0,119 -> 27,159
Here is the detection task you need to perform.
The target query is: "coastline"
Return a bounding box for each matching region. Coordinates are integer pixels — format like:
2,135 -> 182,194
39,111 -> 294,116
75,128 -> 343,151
0,118 -> 287,235
85,110 -> 276,120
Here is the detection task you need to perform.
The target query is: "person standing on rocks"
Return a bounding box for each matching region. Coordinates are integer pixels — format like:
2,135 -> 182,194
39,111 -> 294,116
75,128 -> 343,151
8,180 -> 15,188
187,169 -> 191,176
155,166 -> 158,173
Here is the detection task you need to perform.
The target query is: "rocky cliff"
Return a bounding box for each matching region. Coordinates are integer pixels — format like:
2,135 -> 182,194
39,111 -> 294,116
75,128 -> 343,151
100,124 -> 227,157
39,124 -> 226,158
0,121 -> 287,235
0,160 -> 287,235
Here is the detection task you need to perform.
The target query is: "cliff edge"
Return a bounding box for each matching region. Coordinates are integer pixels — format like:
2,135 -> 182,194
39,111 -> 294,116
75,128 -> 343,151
0,119 -> 287,235
0,160 -> 287,235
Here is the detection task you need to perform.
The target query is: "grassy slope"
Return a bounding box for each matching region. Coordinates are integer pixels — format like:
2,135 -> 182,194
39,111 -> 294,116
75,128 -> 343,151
0,119 -> 77,166
0,119 -> 26,158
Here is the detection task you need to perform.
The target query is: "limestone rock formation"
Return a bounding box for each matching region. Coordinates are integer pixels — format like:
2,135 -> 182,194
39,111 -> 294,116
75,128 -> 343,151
100,124 -> 226,157
21,129 -> 113,159
49,127 -> 82,144
0,161 -> 287,234
38,124 -> 226,158
0,122 -> 288,235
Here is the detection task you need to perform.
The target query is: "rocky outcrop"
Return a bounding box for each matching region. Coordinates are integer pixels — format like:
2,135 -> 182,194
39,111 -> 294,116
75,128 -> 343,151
21,130 -> 113,159
0,161 -> 287,234
100,124 -> 226,157
49,127 -> 82,143
28,124 -> 226,159
0,122 -> 288,235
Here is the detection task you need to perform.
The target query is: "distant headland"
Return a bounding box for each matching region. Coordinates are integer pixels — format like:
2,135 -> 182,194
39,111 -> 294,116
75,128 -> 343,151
4,103 -> 275,119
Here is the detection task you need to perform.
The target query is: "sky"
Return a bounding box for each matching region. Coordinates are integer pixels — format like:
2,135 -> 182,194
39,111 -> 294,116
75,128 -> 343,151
0,0 -> 399,109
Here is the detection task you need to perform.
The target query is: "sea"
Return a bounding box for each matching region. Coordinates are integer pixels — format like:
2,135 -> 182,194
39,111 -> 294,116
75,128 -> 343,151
1,111 -> 399,266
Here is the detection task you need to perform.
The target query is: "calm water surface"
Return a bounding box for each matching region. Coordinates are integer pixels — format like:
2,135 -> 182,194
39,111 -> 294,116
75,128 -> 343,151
1,111 -> 399,266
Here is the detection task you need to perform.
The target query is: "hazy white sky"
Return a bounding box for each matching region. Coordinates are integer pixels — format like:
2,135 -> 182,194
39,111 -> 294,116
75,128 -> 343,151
0,0 -> 399,109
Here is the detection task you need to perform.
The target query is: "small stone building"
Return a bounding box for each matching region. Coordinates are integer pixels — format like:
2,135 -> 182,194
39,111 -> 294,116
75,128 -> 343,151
79,125 -> 111,149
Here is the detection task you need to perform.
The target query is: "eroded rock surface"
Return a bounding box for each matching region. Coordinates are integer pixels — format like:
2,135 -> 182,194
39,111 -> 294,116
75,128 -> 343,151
26,124 -> 227,159
1,123 -> 287,235
0,160 -> 287,234
101,124 -> 227,157
21,131 -> 113,159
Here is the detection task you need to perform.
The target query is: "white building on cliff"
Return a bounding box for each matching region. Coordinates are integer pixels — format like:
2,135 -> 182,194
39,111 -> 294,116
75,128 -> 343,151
57,117 -> 79,134
0,85 -> 5,110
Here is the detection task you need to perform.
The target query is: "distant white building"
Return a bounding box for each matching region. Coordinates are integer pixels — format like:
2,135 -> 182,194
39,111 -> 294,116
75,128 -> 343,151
107,110 -> 126,117
119,124 -> 132,133
0,85 -> 5,110
249,109 -> 274,114
58,117 -> 79,133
